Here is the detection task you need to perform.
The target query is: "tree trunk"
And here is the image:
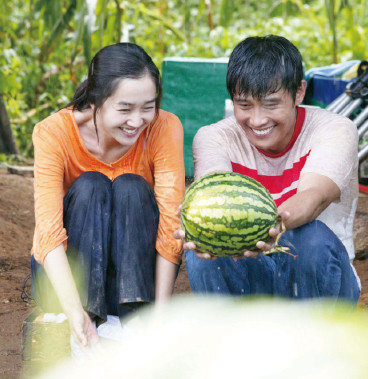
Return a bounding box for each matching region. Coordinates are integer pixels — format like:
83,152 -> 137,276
0,95 -> 19,154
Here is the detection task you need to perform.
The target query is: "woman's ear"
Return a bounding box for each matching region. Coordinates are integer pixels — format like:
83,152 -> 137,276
295,80 -> 307,106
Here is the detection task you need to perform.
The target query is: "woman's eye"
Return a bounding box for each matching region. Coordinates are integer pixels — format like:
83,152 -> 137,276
119,109 -> 130,113
144,106 -> 155,111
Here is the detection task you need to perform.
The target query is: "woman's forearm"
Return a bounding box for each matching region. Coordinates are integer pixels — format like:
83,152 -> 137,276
43,244 -> 99,347
43,244 -> 84,317
155,254 -> 178,303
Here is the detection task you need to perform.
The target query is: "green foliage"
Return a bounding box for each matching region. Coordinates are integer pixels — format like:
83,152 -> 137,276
0,0 -> 367,157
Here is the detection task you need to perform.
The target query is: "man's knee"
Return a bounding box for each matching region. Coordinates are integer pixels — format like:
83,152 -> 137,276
280,220 -> 343,262
277,220 -> 348,286
185,250 -> 216,276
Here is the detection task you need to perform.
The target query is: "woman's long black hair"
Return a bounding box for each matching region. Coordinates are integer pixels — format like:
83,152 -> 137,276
65,43 -> 162,134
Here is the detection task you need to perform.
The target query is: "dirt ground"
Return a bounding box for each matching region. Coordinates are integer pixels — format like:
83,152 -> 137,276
0,167 -> 367,378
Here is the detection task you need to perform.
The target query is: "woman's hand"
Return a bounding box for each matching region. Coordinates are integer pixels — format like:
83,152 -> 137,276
68,308 -> 99,348
43,245 -> 100,349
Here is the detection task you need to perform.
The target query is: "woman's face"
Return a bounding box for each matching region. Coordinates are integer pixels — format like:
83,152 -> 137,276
95,74 -> 157,148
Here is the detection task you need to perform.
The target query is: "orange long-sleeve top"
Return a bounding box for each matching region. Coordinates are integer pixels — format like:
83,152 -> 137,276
32,108 -> 185,265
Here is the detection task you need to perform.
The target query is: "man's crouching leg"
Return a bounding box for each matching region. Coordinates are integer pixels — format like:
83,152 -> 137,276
184,250 -> 275,296
272,220 -> 360,303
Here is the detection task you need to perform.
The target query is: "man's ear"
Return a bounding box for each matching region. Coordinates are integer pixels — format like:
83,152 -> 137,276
295,80 -> 307,106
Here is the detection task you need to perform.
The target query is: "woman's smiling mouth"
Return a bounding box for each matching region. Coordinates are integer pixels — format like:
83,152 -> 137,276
120,127 -> 140,136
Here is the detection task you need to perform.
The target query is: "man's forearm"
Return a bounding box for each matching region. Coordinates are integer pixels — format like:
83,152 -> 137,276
278,172 -> 340,230
278,188 -> 334,230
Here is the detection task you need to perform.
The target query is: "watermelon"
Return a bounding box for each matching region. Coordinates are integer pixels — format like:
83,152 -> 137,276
181,171 -> 278,257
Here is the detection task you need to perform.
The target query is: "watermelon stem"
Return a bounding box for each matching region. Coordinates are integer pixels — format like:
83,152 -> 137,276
264,221 -> 298,259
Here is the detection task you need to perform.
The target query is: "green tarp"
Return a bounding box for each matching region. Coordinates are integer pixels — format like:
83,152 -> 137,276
161,57 -> 230,177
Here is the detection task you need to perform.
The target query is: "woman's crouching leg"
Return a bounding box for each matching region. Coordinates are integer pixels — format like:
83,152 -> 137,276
63,172 -> 112,319
31,172 -> 112,318
108,174 -> 159,318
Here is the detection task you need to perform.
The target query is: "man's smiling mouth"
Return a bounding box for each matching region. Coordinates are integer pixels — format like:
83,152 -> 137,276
250,126 -> 275,136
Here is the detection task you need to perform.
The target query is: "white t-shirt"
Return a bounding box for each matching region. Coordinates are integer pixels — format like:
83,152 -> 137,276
193,106 -> 359,262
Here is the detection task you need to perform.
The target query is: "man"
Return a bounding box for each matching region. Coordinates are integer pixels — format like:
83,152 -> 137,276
176,35 -> 360,302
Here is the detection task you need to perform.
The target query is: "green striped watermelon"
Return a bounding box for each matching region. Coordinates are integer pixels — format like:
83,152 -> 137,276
181,171 -> 278,257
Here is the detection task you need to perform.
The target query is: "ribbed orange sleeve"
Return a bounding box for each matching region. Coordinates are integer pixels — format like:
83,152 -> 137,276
148,113 -> 185,264
32,117 -> 69,264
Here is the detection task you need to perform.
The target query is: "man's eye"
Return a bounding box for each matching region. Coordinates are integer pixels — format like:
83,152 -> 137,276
119,109 -> 130,113
238,104 -> 250,109
265,103 -> 277,108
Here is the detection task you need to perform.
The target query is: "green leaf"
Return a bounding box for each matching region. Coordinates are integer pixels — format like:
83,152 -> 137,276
219,0 -> 235,27
71,2 -> 87,62
38,0 -> 78,62
132,3 -> 186,42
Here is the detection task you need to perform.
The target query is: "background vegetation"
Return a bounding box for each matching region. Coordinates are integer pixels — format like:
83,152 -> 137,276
0,0 -> 367,158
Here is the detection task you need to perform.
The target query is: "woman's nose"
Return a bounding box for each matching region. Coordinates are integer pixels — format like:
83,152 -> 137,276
126,112 -> 143,128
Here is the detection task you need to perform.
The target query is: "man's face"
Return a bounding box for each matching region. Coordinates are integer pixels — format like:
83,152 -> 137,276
233,81 -> 306,155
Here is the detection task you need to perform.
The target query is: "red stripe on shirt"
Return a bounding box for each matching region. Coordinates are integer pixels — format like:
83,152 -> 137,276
231,150 -> 311,206
273,188 -> 297,207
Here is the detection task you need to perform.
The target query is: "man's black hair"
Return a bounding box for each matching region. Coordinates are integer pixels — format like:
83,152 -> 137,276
226,35 -> 303,101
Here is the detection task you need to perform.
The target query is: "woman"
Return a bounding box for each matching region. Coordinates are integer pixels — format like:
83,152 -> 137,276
31,43 -> 185,348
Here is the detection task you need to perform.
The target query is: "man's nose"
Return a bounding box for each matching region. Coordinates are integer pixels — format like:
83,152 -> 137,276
248,108 -> 268,128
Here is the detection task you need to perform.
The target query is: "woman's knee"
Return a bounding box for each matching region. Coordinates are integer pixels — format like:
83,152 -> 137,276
112,174 -> 152,195
65,172 -> 111,206
72,171 -> 111,193
112,174 -> 157,211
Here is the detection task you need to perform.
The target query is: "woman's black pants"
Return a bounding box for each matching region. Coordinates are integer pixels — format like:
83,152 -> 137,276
31,172 -> 159,321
